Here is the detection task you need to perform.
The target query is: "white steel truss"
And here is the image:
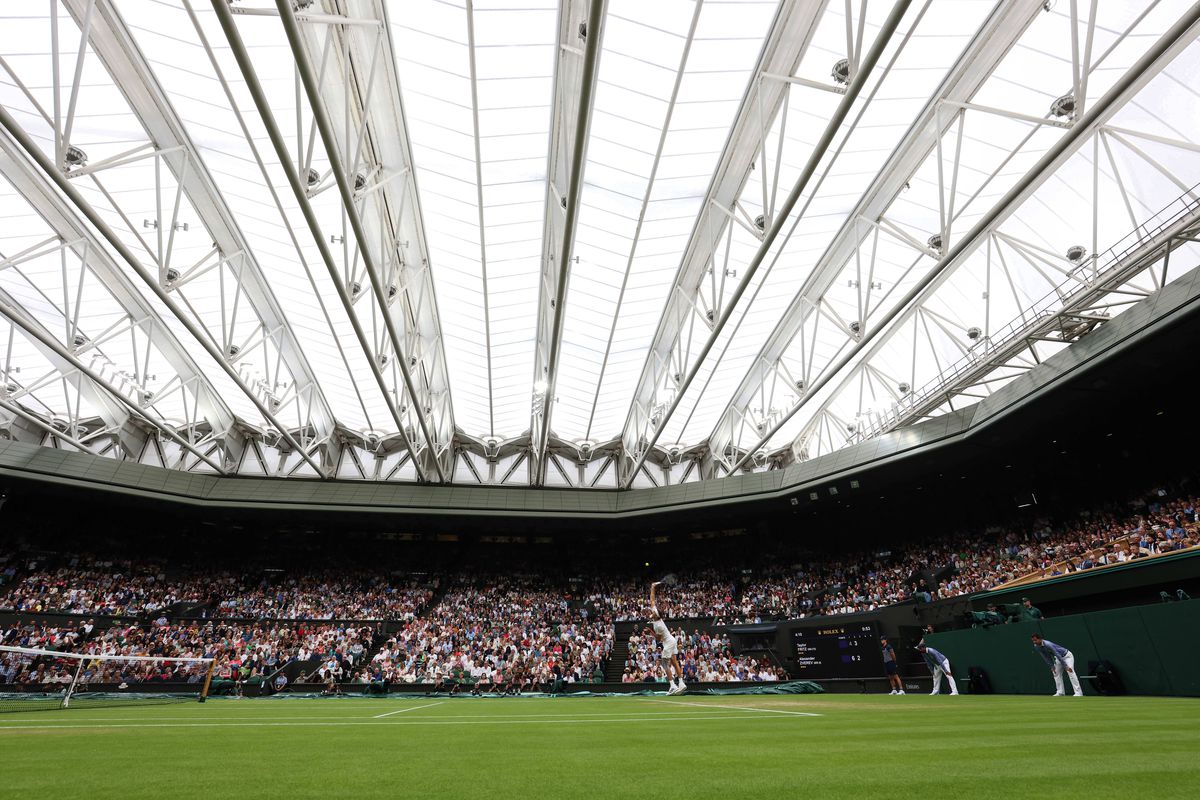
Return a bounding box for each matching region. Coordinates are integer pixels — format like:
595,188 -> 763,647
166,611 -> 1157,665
756,7 -> 1200,470
616,0 -> 912,487
529,0 -> 607,485
50,0 -> 341,476
705,0 -> 1045,473
1,0 -> 1198,488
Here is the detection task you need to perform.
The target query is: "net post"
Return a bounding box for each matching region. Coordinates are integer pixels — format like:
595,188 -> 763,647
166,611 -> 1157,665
61,657 -> 85,709
199,658 -> 216,703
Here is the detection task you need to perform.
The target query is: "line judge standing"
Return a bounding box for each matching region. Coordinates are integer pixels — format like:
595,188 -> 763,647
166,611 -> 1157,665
1031,633 -> 1084,696
916,643 -> 958,695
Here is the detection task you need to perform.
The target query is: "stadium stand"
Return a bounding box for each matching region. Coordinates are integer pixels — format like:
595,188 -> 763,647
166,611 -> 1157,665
1,482 -> 1196,695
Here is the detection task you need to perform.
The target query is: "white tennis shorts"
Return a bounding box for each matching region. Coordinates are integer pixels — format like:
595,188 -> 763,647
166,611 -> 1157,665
661,638 -> 678,660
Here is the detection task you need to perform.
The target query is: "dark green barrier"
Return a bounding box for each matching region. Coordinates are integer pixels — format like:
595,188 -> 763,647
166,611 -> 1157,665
926,599 -> 1200,696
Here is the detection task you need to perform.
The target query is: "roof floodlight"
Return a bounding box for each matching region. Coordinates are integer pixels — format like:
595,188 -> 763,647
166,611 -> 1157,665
967,326 -> 982,340
63,145 -> 88,170
1050,94 -> 1076,119
1066,245 -> 1087,263
927,233 -> 943,254
305,167 -> 321,188
831,58 -> 850,86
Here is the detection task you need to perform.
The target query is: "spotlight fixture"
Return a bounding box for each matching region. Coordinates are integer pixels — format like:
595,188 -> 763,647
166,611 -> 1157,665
63,145 -> 88,170
831,58 -> 850,86
1050,93 -> 1076,119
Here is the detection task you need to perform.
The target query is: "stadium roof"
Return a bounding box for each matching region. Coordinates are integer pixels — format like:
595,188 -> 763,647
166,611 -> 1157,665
1,0 -> 1199,490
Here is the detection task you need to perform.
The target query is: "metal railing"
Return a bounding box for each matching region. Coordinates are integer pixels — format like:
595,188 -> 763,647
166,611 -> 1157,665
849,182 -> 1200,444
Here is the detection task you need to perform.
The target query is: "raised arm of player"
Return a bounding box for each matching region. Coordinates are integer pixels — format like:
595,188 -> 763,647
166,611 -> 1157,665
649,580 -> 660,615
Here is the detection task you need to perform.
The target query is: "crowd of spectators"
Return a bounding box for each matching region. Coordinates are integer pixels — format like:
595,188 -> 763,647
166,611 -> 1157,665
364,577 -> 612,690
0,616 -> 377,689
0,557 -> 208,616
0,555 -> 433,621
1,485 -> 1197,689
622,628 -> 782,683
212,573 -> 431,622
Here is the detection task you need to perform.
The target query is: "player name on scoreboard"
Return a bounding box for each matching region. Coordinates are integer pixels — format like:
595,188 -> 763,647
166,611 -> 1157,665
791,622 -> 885,679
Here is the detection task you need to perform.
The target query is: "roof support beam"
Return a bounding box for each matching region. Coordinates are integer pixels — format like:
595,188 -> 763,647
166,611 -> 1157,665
617,0 -> 913,488
209,0 -> 436,482
728,4 -> 1200,472
611,0 -> 828,487
272,0 -> 449,482
0,135 -> 243,466
0,102 -> 326,475
59,0 -> 338,474
0,290 -> 227,473
705,0 -> 1045,468
529,0 -> 607,486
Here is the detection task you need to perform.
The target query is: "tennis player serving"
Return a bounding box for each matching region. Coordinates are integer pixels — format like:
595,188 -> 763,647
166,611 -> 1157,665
646,580 -> 686,695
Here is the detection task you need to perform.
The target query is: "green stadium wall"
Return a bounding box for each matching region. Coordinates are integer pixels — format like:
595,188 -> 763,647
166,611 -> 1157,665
925,599 -> 1200,696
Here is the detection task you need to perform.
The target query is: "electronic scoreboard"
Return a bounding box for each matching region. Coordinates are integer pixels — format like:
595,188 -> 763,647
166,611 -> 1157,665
791,622 -> 885,679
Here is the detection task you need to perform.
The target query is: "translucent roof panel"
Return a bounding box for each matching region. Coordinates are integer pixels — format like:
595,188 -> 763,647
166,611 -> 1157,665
392,1 -> 556,439
553,0 -> 779,443
1,0 -> 1198,484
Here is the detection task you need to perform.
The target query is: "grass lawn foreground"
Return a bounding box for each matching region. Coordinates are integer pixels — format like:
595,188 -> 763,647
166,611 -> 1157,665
0,693 -> 1195,799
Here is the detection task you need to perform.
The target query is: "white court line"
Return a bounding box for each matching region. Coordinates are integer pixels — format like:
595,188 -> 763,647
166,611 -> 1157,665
0,713 -> 804,730
644,698 -> 822,717
373,701 -> 443,719
0,709 -> 696,723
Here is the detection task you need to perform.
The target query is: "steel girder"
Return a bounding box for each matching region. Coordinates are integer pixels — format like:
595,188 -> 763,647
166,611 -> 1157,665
705,0 -> 1045,472
284,0 -> 456,480
617,0 -> 911,488
0,130 -> 243,469
851,197 -> 1200,446
274,0 -> 451,482
55,0 -> 339,474
0,284 -> 228,473
528,0 -> 607,486
608,0 -> 829,487
740,7 -> 1200,471
209,0 -> 441,482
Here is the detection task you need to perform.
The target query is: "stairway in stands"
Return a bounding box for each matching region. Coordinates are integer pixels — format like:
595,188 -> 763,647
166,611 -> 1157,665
605,621 -> 636,682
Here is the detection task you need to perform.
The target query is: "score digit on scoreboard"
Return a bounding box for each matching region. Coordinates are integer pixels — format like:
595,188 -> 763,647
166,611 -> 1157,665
791,622 -> 885,680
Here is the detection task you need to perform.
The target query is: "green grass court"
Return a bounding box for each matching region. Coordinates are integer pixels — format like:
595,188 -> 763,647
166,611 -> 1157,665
1,693 -> 1196,799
